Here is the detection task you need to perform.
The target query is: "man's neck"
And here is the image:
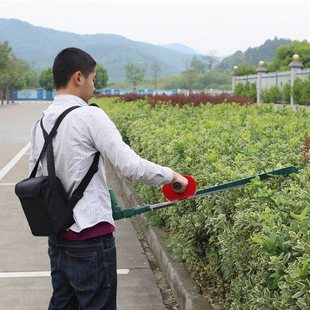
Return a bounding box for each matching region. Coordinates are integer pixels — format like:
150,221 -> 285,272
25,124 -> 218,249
56,88 -> 80,97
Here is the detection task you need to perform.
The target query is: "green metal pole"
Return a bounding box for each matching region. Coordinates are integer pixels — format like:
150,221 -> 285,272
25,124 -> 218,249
111,166 -> 299,220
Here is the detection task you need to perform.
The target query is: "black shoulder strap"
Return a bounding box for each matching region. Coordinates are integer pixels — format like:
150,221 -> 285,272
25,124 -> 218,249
89,103 -> 99,107
30,106 -> 80,178
40,119 -> 57,190
67,151 -> 100,209
67,102 -> 101,208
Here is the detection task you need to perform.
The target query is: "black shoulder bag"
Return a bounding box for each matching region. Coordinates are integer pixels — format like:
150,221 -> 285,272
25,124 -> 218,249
15,106 -> 100,236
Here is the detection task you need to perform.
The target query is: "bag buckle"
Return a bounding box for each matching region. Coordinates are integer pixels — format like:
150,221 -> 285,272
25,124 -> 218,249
73,192 -> 83,200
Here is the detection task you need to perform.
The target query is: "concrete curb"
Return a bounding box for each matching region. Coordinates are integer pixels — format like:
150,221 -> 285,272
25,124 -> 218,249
109,162 -> 213,310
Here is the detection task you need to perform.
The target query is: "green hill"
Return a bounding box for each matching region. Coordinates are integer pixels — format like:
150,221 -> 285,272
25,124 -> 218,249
216,37 -> 293,71
0,18 -> 197,81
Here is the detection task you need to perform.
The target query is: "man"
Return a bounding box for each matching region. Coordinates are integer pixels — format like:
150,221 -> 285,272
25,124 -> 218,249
29,47 -> 188,310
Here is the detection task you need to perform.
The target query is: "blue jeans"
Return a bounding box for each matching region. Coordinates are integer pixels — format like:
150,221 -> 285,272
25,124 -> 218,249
48,233 -> 117,310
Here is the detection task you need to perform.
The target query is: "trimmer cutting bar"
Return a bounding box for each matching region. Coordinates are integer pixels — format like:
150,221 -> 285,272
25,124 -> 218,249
149,165 -> 299,210
111,166 -> 299,220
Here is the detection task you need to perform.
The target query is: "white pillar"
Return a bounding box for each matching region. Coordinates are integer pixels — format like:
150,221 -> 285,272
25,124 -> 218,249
232,66 -> 239,92
256,61 -> 268,104
288,54 -> 304,105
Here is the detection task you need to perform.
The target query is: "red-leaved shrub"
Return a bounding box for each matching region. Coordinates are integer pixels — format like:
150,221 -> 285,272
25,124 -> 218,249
94,92 -> 254,106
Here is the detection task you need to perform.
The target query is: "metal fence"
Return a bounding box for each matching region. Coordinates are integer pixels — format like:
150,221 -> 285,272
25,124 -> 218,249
232,56 -> 310,104
236,68 -> 310,90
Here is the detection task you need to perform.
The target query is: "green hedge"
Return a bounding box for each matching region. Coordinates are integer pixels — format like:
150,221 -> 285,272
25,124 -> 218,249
293,77 -> 310,105
234,77 -> 310,105
94,98 -> 310,309
233,82 -> 257,102
261,84 -> 291,104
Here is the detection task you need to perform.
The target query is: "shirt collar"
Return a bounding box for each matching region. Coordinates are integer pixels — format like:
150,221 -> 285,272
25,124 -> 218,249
41,94 -> 88,126
53,94 -> 88,107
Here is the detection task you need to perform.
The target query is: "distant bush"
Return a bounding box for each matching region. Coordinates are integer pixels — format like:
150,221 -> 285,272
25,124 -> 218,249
260,84 -> 291,104
292,77 -> 310,105
233,82 -> 257,101
282,83 -> 292,103
259,78 -> 310,105
95,92 -> 254,106
120,93 -> 147,102
147,93 -> 254,107
261,85 -> 284,103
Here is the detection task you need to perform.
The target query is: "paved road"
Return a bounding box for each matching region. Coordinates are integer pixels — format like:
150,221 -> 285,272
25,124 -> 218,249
0,102 -> 166,309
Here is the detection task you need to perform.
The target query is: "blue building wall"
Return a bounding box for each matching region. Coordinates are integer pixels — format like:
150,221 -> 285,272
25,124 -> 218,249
13,88 -> 191,100
13,89 -> 55,100
97,88 -> 184,96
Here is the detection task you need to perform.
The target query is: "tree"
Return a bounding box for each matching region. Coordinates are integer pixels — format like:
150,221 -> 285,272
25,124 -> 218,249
236,64 -> 256,75
125,63 -> 146,91
0,41 -> 12,103
24,71 -> 39,88
181,58 -> 202,92
0,41 -> 31,104
151,62 -> 160,90
199,70 -> 231,90
39,68 -> 54,90
190,56 -> 207,74
272,40 -> 310,70
203,49 -> 218,71
0,41 -> 11,71
163,75 -> 183,89
181,69 -> 198,93
5,57 -> 30,90
94,64 -> 108,89
163,68 -> 231,91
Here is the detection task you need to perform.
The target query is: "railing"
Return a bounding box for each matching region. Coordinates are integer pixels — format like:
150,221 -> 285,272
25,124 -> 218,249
232,55 -> 309,104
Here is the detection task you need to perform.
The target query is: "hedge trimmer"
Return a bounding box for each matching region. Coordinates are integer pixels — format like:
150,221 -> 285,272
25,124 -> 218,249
111,166 -> 299,220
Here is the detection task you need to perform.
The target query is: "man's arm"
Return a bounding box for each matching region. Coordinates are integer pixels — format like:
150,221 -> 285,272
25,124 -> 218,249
29,121 -> 43,176
87,108 -> 188,188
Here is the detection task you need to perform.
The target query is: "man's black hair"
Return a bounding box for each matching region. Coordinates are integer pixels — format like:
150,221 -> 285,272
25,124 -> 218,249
53,47 -> 96,89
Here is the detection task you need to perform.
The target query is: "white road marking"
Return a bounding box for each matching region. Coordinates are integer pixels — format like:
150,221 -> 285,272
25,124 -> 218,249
0,183 -> 16,186
0,269 -> 130,278
117,269 -> 130,275
0,271 -> 50,278
0,143 -> 30,181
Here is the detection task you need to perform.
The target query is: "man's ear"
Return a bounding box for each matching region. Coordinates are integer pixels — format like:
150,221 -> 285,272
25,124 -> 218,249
73,71 -> 83,86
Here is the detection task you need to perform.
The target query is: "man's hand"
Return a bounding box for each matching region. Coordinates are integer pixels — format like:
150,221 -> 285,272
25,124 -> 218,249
171,172 -> 189,193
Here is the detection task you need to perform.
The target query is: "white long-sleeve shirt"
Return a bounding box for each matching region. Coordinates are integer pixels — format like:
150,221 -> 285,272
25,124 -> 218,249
29,94 -> 173,232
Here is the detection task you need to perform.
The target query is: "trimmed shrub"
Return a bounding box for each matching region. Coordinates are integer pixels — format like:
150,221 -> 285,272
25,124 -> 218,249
94,98 -> 310,309
261,85 -> 284,103
95,93 -> 254,106
293,77 -> 310,105
233,82 -> 257,102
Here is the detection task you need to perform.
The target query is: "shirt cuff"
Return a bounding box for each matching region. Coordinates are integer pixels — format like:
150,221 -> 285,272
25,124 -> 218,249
162,167 -> 174,184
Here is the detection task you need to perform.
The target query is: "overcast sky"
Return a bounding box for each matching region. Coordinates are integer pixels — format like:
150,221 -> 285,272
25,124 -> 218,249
0,0 -> 309,56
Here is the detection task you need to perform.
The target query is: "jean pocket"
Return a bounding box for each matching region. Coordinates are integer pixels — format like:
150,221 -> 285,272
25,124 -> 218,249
48,243 -> 60,272
66,251 -> 97,291
98,245 -> 117,289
